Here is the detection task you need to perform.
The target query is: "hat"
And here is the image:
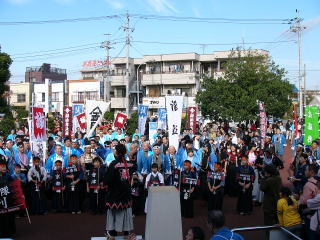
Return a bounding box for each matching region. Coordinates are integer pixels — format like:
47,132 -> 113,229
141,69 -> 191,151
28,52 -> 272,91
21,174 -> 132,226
153,145 -> 160,149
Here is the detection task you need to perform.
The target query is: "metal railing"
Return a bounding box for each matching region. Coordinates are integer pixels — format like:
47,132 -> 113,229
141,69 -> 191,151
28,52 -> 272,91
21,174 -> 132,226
232,225 -> 303,240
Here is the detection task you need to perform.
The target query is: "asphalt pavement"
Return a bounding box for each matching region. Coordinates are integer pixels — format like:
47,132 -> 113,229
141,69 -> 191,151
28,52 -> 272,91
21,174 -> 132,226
15,144 -> 293,240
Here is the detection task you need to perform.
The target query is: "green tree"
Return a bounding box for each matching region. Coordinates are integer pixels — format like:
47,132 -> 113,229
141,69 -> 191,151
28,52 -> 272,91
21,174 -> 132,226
125,112 -> 138,136
12,106 -> 29,120
0,51 -> 13,127
104,110 -> 115,122
196,48 -> 292,121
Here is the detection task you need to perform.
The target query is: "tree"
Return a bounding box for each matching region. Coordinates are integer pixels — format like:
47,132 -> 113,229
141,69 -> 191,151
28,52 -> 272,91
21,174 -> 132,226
103,110 -> 115,122
196,48 -> 292,121
125,112 -> 138,136
0,51 -> 13,121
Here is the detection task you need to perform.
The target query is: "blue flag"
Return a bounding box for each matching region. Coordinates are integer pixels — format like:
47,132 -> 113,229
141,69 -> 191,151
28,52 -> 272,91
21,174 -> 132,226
138,105 -> 149,135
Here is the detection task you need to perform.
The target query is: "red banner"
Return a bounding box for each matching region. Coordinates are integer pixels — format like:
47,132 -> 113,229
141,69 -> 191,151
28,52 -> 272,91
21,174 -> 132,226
63,106 -> 73,137
76,112 -> 87,132
188,107 -> 197,134
114,113 -> 127,129
32,107 -> 46,141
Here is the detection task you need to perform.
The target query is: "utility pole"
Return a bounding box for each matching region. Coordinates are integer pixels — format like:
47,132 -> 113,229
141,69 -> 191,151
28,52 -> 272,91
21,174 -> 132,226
122,12 -> 134,116
101,34 -> 113,102
290,10 -> 306,118
303,64 -> 307,107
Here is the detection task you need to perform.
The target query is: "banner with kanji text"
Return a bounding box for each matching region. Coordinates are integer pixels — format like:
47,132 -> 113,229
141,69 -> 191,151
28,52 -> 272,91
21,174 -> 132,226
166,96 -> 183,151
138,105 -> 148,135
188,107 -> 197,134
63,106 -> 72,138
85,100 -> 110,137
157,108 -> 167,131
304,105 -> 320,145
114,113 -> 128,129
32,107 -> 46,141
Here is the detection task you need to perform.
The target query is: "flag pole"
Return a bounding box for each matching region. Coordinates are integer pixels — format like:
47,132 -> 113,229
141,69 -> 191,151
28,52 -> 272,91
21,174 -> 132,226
25,207 -> 31,224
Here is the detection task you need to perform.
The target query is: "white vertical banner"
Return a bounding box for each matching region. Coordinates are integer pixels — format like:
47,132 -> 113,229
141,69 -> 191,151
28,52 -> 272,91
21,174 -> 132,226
85,100 -> 110,137
165,96 -> 183,151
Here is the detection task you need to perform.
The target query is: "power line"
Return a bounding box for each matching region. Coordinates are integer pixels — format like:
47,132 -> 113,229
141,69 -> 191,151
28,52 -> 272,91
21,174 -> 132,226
132,40 -> 295,46
0,15 -> 120,25
0,14 -> 291,26
11,41 -> 125,60
131,14 -> 291,25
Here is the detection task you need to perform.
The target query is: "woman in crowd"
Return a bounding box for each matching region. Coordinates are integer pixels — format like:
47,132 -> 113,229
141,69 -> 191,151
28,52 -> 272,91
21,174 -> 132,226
277,187 -> 302,237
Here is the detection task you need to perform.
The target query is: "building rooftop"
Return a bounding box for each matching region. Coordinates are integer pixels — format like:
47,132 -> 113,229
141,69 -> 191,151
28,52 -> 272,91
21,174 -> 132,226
26,63 -> 67,75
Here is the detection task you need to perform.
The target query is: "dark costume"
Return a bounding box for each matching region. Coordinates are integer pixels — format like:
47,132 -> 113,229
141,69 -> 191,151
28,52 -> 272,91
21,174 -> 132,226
104,156 -> 134,233
88,166 -> 106,214
180,169 -> 197,218
207,170 -> 225,211
28,166 -> 47,215
65,163 -> 83,213
51,169 -> 66,212
0,171 -> 16,238
225,151 -> 241,197
237,164 -> 255,214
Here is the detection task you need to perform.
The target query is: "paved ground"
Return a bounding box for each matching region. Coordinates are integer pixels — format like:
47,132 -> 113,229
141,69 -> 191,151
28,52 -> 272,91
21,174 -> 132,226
15,144 -> 293,240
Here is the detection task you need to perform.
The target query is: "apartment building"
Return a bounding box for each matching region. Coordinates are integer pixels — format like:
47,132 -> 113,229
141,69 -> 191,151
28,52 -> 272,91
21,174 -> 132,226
78,49 -> 269,115
8,82 -> 31,110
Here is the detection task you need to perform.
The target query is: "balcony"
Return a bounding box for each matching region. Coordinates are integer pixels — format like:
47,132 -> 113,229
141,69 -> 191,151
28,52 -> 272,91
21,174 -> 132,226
110,75 -> 126,86
72,92 -> 99,103
111,97 -> 127,109
142,72 -> 198,86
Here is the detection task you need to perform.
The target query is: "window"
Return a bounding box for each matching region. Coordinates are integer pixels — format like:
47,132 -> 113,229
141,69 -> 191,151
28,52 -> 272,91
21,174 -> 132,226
17,94 -> 26,103
52,92 -> 59,102
41,93 -> 45,102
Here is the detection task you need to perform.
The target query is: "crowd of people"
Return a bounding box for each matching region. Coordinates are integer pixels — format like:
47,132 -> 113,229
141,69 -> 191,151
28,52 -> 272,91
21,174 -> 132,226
0,118 -> 320,240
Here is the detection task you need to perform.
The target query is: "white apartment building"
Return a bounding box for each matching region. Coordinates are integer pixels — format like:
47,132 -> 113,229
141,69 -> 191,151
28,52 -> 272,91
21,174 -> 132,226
78,49 -> 269,115
33,79 -> 66,113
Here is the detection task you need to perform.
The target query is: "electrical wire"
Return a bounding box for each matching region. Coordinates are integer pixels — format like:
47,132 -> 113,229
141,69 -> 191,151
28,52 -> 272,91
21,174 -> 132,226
132,40 -> 295,46
0,15 -> 120,25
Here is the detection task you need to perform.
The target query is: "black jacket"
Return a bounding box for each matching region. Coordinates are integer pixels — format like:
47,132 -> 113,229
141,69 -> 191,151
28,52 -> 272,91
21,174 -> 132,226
104,156 -> 134,209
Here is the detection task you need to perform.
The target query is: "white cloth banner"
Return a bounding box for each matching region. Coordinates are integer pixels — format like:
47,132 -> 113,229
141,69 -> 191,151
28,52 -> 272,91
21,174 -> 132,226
165,96 -> 183,151
85,100 -> 110,137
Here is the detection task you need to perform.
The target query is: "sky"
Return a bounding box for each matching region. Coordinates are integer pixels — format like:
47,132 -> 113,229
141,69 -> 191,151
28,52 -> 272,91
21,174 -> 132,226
0,0 -> 319,89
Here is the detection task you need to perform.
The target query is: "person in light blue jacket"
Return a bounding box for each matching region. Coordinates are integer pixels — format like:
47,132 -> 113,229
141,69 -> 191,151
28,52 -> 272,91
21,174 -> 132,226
137,142 -> 153,175
272,128 -> 287,162
45,145 -> 68,173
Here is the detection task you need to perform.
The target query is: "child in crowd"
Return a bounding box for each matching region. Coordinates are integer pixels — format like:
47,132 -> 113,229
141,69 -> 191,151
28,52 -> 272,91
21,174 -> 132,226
65,154 -> 83,214
87,157 -> 105,214
51,160 -> 66,212
27,156 -> 47,215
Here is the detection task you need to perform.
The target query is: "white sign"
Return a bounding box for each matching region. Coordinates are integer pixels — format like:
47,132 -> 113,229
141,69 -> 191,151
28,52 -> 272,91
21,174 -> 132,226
143,97 -> 165,109
165,96 -> 183,151
85,100 -> 110,137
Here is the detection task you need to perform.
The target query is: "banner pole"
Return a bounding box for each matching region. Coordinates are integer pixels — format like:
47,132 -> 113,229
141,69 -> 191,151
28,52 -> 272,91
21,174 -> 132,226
25,207 -> 31,224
